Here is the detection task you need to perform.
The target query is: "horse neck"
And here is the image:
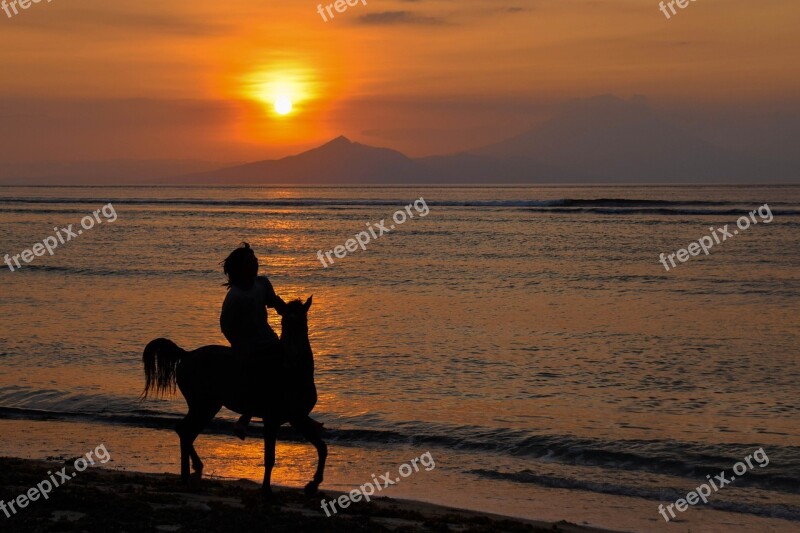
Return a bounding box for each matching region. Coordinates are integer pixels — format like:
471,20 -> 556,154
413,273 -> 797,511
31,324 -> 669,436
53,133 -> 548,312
280,328 -> 314,372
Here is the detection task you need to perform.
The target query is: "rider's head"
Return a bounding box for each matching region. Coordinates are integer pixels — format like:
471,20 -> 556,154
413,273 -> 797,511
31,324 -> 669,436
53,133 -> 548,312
222,242 -> 258,289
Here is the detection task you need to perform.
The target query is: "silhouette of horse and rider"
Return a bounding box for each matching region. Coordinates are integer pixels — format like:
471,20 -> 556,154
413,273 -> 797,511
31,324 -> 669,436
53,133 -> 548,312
141,243 -> 326,496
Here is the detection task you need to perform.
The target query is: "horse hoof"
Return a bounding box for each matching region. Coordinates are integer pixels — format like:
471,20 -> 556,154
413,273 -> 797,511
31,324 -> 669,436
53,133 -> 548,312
304,481 -> 319,496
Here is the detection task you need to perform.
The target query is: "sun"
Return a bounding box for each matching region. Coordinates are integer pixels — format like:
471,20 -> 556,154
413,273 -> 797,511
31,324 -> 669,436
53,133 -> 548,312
238,65 -> 320,125
274,96 -> 293,115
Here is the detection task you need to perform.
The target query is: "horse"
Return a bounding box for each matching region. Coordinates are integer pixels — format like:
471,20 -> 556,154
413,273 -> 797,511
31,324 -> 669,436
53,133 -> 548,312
141,296 -> 326,497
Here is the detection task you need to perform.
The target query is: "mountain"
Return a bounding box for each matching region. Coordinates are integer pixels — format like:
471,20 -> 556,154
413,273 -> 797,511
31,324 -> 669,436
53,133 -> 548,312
415,153 -> 584,183
168,96 -> 796,185
172,136 -> 425,184
173,136 -> 581,184
473,95 -> 782,182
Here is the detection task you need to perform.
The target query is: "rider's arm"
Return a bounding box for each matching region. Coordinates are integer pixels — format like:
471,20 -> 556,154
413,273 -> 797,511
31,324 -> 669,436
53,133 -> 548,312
259,276 -> 289,315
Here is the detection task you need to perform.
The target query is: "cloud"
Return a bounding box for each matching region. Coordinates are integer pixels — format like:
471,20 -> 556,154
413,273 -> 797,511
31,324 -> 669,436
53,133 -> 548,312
5,6 -> 230,36
356,11 -> 446,25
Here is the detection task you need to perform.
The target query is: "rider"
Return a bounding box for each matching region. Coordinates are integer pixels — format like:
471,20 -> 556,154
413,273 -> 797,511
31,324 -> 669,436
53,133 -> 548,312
220,242 -> 288,440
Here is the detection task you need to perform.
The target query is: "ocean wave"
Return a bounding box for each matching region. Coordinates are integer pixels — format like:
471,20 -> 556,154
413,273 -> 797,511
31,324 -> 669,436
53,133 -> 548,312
0,197 -> 797,210
523,207 -> 800,216
469,469 -> 800,521
2,404 -> 798,494
13,264 -> 204,277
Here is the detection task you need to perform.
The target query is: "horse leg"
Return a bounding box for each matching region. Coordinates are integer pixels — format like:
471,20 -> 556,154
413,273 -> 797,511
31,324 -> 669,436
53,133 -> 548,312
177,404 -> 220,483
176,413 -> 192,483
189,446 -> 203,474
291,416 -> 327,496
188,406 -> 220,475
262,423 -> 278,497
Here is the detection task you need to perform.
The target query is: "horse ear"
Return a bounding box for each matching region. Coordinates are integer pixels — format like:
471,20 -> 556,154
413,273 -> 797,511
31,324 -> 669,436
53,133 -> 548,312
304,295 -> 313,311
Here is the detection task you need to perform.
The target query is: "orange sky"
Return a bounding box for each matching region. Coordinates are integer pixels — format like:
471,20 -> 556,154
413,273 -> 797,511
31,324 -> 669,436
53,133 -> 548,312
0,0 -> 798,162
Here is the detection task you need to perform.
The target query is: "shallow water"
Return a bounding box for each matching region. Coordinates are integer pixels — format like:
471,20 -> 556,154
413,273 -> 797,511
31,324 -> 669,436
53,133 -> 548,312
1,185 -> 799,532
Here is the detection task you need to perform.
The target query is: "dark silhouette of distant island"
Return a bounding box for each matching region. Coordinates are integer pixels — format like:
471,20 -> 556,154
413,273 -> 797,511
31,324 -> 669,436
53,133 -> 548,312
170,96 -> 797,184
3,96 -> 797,185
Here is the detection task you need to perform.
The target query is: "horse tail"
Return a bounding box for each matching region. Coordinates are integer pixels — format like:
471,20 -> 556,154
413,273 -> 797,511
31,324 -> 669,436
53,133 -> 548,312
141,338 -> 186,399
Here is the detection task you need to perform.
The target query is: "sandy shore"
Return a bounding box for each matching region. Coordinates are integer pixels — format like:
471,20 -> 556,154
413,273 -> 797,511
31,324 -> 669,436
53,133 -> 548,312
0,457 -> 617,532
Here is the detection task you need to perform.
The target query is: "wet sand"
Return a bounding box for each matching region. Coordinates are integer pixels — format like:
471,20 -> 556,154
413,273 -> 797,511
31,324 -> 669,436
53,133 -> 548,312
0,457 -> 616,533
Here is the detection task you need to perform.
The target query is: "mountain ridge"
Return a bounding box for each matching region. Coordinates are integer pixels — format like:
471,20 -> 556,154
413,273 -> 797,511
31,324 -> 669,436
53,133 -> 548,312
154,96 -> 800,184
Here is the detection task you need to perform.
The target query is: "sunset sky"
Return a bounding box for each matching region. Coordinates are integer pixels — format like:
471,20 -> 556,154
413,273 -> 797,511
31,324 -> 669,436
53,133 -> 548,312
0,0 -> 798,165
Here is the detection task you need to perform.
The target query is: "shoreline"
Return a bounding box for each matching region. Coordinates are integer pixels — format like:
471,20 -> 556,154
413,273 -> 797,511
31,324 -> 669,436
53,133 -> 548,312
0,457 -> 618,532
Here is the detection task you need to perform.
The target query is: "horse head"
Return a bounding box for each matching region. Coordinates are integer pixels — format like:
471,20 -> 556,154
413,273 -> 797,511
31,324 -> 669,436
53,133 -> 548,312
279,296 -> 313,367
280,296 -> 312,335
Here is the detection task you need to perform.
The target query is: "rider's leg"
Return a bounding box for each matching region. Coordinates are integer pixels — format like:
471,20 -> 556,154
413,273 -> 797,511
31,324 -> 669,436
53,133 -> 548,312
234,414 -> 252,440
233,343 -> 261,440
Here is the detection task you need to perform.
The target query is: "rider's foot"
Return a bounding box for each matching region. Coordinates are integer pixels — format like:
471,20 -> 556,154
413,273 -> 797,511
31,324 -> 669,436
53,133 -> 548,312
233,420 -> 247,441
306,418 -> 325,438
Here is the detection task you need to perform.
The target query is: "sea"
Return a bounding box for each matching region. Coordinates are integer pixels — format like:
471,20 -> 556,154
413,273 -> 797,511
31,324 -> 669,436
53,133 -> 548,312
1,185 -> 798,532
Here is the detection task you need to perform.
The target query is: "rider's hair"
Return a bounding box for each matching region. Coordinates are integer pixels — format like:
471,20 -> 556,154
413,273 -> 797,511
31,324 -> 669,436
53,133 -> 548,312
222,242 -> 259,289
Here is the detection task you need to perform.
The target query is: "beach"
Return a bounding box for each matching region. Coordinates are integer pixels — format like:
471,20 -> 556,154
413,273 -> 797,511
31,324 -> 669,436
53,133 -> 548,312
2,0 -> 799,529
1,185 -> 800,532
0,456 -> 608,533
